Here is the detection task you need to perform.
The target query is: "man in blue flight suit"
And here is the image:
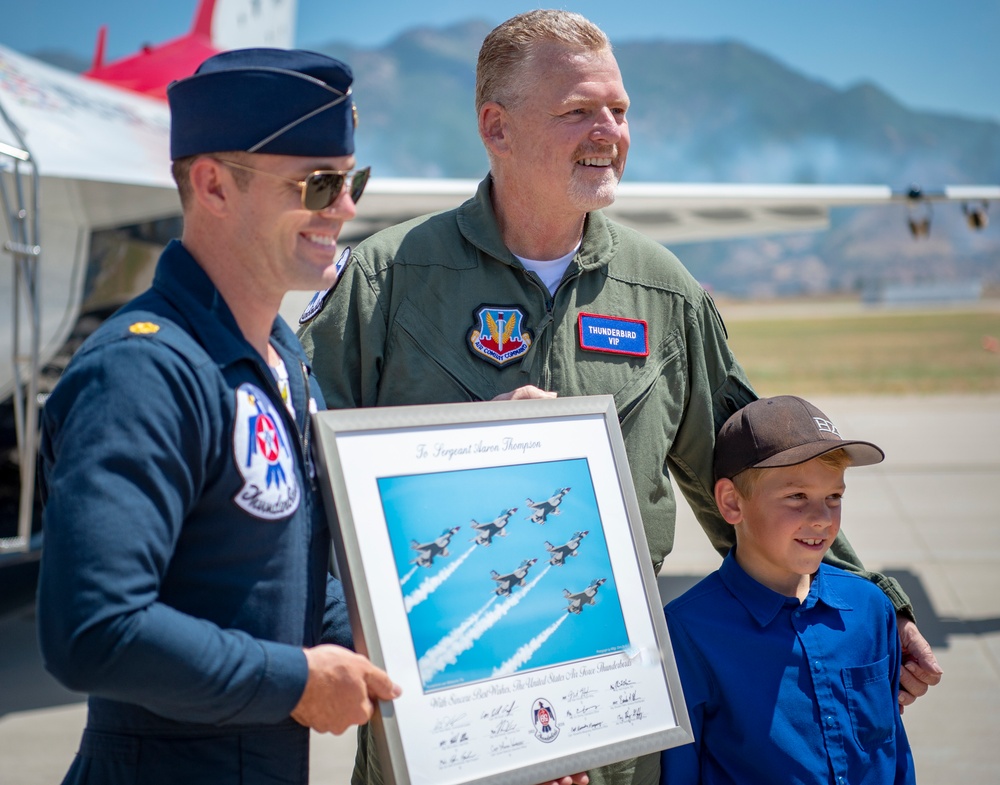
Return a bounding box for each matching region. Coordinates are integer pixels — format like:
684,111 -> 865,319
35,48 -> 400,784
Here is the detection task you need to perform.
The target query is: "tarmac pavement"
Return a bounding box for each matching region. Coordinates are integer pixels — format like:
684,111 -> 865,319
1,394 -> 998,783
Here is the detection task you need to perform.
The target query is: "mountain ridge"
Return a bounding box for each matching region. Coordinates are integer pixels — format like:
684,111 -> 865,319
309,24 -> 999,296
30,23 -> 1000,296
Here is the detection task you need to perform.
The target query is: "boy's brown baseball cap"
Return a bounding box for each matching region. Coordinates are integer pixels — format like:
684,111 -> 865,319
714,395 -> 884,481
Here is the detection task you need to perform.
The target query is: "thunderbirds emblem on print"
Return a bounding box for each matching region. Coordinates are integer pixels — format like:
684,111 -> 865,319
531,698 -> 560,743
232,383 -> 300,520
468,305 -> 532,367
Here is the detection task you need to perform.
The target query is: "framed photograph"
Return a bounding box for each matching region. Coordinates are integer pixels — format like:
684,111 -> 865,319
312,395 -> 692,785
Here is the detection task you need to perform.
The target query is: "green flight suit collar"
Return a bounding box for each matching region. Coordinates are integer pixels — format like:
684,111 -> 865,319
457,175 -> 620,273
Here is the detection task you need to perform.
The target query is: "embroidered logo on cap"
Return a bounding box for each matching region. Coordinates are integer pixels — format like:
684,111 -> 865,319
232,383 -> 300,520
577,313 -> 648,357
468,305 -> 532,367
814,417 -> 841,436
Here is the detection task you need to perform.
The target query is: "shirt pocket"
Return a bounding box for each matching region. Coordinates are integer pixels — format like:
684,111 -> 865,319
842,654 -> 895,751
614,331 -> 683,428
383,298 -> 501,403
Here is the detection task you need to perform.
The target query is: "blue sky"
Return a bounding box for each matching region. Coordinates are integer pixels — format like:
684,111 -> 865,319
2,0 -> 998,122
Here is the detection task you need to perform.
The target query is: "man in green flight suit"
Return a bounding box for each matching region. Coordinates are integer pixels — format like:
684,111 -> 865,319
299,10 -> 942,785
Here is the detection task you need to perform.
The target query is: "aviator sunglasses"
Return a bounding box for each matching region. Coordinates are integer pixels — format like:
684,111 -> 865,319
216,159 -> 370,211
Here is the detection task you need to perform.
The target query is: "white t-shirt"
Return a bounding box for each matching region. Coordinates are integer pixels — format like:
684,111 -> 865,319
515,242 -> 581,296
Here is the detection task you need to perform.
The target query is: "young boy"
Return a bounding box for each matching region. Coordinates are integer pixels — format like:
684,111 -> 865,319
661,395 -> 915,784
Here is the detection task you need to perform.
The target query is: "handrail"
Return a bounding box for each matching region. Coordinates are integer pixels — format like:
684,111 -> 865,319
0,95 -> 41,555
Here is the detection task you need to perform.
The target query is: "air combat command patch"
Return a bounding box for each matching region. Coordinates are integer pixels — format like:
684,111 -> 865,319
468,304 -> 532,367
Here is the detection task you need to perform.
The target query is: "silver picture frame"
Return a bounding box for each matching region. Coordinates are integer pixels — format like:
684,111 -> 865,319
312,395 -> 692,785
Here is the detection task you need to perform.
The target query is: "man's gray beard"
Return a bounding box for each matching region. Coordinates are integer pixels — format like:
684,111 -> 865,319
568,170 -> 620,212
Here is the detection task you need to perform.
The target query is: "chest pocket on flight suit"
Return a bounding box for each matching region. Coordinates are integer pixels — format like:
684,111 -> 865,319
612,330 -> 683,429
381,298 -> 502,404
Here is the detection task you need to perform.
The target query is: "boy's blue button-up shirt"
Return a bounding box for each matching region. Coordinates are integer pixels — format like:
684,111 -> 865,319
661,551 -> 915,784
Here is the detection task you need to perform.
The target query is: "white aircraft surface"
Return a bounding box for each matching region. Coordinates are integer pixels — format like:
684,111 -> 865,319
409,526 -> 460,568
564,578 -> 607,614
545,530 -> 589,566
469,507 -> 517,546
490,558 -> 538,597
0,0 -> 298,557
525,487 -> 572,525
2,0 -> 999,559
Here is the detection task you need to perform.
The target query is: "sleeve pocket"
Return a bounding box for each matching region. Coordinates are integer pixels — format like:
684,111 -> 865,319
842,655 -> 895,750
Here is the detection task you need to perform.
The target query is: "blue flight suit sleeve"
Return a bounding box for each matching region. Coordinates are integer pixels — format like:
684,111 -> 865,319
37,337 -> 308,725
323,575 -> 354,648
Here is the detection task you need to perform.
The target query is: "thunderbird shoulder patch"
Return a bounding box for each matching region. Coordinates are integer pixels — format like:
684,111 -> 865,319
232,383 -> 300,520
298,246 -> 351,324
468,305 -> 532,367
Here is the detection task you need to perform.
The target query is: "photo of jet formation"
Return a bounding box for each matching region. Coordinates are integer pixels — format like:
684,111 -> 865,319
470,507 -> 518,546
378,461 -> 630,692
410,526 -> 460,567
525,487 -> 572,524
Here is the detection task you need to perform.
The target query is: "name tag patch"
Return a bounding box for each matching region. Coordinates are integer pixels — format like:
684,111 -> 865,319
577,313 -> 648,356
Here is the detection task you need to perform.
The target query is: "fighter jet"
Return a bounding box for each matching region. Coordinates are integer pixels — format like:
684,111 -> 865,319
544,531 -> 589,566
564,578 -> 607,614
490,558 -> 538,597
410,526 -> 461,567
525,487 -> 572,524
469,507 -> 517,546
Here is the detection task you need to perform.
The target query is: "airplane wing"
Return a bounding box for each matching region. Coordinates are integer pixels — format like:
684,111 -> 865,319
344,178 -> 1000,247
3,3 -> 999,565
0,45 -> 173,188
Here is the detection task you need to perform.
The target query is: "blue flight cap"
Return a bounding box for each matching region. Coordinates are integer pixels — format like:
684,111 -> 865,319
167,48 -> 357,160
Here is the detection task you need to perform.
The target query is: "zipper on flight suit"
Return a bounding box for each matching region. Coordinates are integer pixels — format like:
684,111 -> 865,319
298,360 -> 316,489
517,269 -> 554,388
518,260 -> 584,390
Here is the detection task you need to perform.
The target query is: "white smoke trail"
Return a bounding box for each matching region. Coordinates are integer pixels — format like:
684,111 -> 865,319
416,594 -> 498,670
418,565 -> 552,684
492,614 -> 568,677
399,566 -> 418,586
404,546 -> 476,612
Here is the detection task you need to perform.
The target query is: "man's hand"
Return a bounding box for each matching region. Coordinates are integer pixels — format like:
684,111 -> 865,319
539,774 -> 589,785
897,616 -> 943,713
492,385 -> 557,401
291,645 -> 402,734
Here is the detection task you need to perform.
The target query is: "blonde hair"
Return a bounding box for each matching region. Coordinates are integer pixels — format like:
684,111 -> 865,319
732,449 -> 853,498
475,10 -> 611,113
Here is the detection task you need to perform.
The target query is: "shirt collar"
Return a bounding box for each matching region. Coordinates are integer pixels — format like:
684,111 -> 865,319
457,174 -> 620,273
719,549 -> 853,627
